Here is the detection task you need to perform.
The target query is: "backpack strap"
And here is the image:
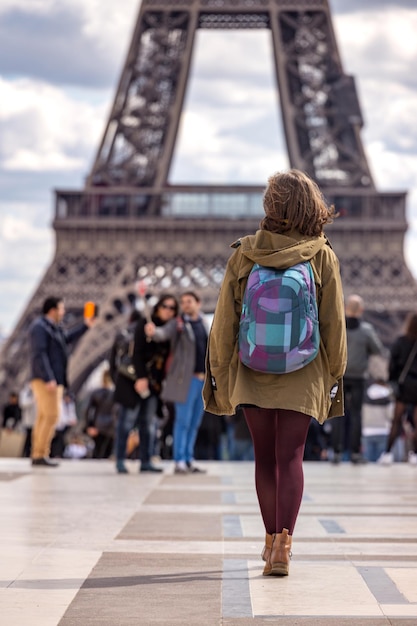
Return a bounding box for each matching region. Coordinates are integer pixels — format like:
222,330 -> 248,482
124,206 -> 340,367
398,341 -> 417,384
324,234 -> 334,249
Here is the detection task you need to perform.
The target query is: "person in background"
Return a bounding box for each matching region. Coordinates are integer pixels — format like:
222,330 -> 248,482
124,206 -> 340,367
230,408 -> 254,461
303,419 -> 329,461
19,384 -> 37,457
63,431 -> 90,460
331,294 -> 383,464
84,369 -> 116,459
2,392 -> 22,430
50,391 -> 78,458
194,410 -> 223,460
29,296 -> 94,467
203,169 -> 347,576
378,312 -> 417,465
145,291 -> 210,474
110,294 -> 178,474
362,380 -> 393,462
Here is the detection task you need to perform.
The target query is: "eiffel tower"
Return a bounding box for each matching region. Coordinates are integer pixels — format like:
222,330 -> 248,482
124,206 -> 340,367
1,0 -> 416,405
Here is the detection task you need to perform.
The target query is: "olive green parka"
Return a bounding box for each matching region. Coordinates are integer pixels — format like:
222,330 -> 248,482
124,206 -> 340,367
203,229 -> 347,424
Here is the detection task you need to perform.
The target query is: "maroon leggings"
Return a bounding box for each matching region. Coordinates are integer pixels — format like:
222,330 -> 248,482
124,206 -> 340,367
242,407 -> 311,535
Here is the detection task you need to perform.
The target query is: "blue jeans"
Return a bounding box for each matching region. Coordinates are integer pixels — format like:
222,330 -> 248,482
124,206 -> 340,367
363,435 -> 387,462
173,376 -> 204,463
116,395 -> 158,464
232,439 -> 255,461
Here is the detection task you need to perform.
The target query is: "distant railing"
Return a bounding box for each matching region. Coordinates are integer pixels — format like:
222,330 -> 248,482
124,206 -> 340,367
54,186 -> 407,222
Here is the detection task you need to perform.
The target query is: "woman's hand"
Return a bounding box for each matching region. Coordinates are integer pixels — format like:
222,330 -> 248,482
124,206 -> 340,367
144,322 -> 156,338
134,377 -> 150,398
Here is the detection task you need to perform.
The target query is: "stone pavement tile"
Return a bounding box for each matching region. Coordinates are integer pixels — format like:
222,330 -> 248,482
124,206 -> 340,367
248,560 -> 381,617
387,567 -> 417,602
318,516 -> 417,536
144,488 -> 223,505
59,552 -> 222,626
111,539 -> 270,558
221,615 -> 388,626
117,511 -> 222,540
0,545 -> 45,586
0,588 -> 79,626
161,475 -> 220,486
2,460 -> 417,625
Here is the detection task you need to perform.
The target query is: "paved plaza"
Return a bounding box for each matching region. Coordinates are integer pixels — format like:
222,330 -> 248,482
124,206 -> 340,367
1,458 -> 417,625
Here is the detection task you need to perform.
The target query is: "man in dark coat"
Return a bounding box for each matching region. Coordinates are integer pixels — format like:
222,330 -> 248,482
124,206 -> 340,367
2,392 -> 22,430
29,296 -> 91,467
331,294 -> 383,464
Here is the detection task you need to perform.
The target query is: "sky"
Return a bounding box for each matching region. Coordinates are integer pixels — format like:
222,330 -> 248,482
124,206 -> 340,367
1,0 -> 417,336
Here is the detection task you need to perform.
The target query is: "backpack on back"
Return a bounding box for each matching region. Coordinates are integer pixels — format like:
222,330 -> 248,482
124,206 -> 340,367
238,261 -> 320,374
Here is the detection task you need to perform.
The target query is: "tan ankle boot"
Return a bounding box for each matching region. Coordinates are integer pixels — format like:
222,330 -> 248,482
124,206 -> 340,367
263,528 -> 292,576
261,532 -> 273,562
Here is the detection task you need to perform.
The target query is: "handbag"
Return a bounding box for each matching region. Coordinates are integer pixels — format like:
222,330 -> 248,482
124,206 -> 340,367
117,332 -> 137,381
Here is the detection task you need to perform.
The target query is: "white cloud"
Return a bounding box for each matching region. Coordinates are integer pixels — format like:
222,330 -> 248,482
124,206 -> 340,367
0,77 -> 106,172
0,202 -> 53,249
1,214 -> 47,242
0,0 -> 54,13
0,203 -> 54,335
333,6 -> 417,266
171,30 -> 288,183
0,1 -> 137,88
3,149 -> 83,172
334,9 -> 417,90
79,0 -> 138,44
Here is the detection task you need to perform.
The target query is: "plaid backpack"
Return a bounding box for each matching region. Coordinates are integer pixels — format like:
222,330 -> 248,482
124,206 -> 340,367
238,261 -> 320,374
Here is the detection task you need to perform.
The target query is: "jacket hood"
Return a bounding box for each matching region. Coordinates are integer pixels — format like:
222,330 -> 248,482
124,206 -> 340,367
233,229 -> 328,269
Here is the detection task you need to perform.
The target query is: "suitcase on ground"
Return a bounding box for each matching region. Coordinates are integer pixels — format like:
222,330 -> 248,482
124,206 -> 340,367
0,428 -> 25,457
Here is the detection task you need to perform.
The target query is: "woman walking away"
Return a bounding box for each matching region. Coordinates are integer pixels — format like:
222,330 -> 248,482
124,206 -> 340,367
378,312 -> 417,466
204,169 -> 347,576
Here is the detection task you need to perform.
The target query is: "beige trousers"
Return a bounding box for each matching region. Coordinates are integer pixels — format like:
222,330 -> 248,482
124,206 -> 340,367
31,379 -> 63,459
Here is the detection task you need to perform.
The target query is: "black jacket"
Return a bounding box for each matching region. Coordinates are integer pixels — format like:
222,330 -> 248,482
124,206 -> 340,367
2,403 -> 22,429
109,315 -> 171,409
84,387 -> 116,436
29,316 -> 87,387
389,335 -> 417,382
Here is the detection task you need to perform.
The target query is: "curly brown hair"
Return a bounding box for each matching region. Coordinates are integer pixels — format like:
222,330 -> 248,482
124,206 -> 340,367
260,169 -> 336,236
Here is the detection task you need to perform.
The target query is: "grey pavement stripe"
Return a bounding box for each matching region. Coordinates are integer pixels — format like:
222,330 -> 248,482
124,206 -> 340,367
223,515 -> 243,538
301,511 -> 417,516
222,559 -> 253,618
222,491 -> 236,504
358,566 -> 410,604
319,519 -> 346,533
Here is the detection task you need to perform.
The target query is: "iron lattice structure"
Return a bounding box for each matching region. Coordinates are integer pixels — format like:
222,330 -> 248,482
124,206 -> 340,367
1,0 -> 416,403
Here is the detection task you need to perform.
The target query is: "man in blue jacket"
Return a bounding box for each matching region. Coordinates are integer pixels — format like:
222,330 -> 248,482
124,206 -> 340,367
29,296 -> 91,466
